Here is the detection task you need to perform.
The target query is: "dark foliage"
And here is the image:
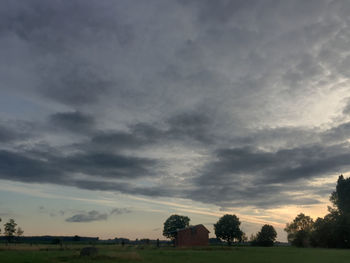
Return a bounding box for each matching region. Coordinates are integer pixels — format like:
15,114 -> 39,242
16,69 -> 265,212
214,214 -> 243,245
330,175 -> 350,214
253,224 -> 277,247
287,175 -> 350,248
163,214 -> 190,240
284,213 -> 314,247
4,219 -> 17,243
311,175 -> 350,248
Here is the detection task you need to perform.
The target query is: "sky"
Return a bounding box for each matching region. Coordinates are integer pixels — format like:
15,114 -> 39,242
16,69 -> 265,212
1,0 -> 350,241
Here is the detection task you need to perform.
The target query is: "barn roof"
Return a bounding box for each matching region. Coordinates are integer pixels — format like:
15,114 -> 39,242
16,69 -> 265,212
174,224 -> 210,233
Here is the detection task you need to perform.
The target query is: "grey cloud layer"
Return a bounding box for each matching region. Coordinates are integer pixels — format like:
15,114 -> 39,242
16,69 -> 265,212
65,208 -> 131,223
66,210 -> 108,223
0,149 -> 157,185
1,115 -> 350,208
1,0 -> 350,209
49,111 -> 95,134
189,143 -> 350,207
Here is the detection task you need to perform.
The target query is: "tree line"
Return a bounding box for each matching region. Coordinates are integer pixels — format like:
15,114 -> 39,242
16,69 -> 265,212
2,175 -> 347,248
163,175 -> 350,248
0,218 -> 24,243
163,214 -> 277,247
285,175 -> 350,248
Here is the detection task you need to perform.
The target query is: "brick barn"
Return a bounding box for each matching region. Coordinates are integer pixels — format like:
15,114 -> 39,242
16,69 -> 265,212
175,224 -> 210,247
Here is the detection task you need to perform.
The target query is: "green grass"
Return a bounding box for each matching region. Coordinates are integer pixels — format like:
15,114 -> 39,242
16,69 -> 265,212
0,244 -> 349,263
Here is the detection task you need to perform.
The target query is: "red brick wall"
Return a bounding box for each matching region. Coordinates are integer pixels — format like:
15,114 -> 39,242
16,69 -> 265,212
175,225 -> 209,247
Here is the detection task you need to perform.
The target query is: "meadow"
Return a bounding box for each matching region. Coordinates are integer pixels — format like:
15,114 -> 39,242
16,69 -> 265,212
0,244 -> 349,263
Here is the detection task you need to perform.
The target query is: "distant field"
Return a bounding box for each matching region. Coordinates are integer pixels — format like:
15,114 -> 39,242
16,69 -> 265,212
0,244 -> 349,263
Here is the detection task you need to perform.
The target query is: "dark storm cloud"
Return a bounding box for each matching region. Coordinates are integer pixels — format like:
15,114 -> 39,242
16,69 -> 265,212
321,122 -> 350,143
2,116 -> 347,208
1,0 -> 350,210
166,112 -> 213,144
186,141 -> 350,208
49,111 -> 95,134
178,0 -> 261,23
66,210 -> 108,223
2,114 -> 350,208
41,65 -> 113,106
88,129 -> 158,152
0,121 -> 35,143
187,178 -> 324,208
0,125 -> 20,143
0,148 -> 176,199
197,143 -> 350,185
0,150 -> 63,184
0,0 -> 134,48
60,152 -> 157,178
0,149 -> 158,187
91,132 -> 144,148
84,111 -> 214,152
0,0 -> 132,107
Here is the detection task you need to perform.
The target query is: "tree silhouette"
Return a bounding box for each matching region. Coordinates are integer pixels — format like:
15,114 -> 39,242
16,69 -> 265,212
4,219 -> 17,243
163,214 -> 190,240
310,213 -> 338,248
286,175 -> 350,248
255,224 -> 277,246
214,214 -> 243,245
311,175 -> 350,248
284,213 -> 314,247
330,175 -> 350,214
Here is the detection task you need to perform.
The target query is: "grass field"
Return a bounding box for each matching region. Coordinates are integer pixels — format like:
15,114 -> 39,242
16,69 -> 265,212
0,244 -> 349,263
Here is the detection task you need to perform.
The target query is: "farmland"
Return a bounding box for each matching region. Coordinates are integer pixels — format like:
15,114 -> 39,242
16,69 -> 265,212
1,244 -> 349,263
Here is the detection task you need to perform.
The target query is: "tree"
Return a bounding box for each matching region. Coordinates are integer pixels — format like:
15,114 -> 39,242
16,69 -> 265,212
0,217 -> 2,235
288,175 -> 350,248
255,224 -> 277,247
214,214 -> 243,245
163,214 -> 190,240
284,213 -> 314,247
310,213 -> 338,248
316,174 -> 350,248
4,219 -> 17,243
330,175 -> 350,214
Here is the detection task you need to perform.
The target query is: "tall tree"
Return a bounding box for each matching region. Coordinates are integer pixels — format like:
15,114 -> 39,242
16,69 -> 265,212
214,214 -> 243,245
324,174 -> 350,248
255,224 -> 277,247
330,175 -> 350,214
4,218 -> 17,243
289,175 -> 350,248
284,213 -> 314,247
163,214 -> 190,240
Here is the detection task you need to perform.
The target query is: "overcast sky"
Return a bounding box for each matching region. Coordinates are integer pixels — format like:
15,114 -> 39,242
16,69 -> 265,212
1,0 -> 350,241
